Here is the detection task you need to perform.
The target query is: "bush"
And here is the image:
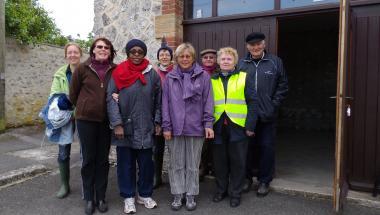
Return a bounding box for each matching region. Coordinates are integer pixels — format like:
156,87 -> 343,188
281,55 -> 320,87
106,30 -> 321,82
5,0 -> 67,45
5,0 -> 93,51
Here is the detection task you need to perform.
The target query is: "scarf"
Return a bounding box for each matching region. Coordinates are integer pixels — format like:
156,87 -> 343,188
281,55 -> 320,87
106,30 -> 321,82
175,64 -> 197,99
202,64 -> 217,75
112,58 -> 149,90
91,57 -> 110,82
157,63 -> 174,81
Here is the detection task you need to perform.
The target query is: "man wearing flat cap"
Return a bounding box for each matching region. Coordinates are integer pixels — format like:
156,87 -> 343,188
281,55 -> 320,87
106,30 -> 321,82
200,49 -> 218,75
238,32 -> 288,197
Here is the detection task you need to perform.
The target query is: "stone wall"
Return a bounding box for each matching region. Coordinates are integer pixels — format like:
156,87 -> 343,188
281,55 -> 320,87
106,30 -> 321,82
4,38 -> 87,127
93,0 -> 163,63
93,0 -> 184,63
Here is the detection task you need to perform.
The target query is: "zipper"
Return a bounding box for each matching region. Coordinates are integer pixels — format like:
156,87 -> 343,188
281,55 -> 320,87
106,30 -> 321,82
88,64 -> 112,88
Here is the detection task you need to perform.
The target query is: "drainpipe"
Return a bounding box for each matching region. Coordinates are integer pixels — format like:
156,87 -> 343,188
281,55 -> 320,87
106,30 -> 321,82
0,0 -> 5,131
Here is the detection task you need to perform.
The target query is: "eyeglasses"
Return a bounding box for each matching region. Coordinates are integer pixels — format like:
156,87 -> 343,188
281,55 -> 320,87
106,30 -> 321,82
202,56 -> 215,60
96,45 -> 110,50
129,49 -> 145,56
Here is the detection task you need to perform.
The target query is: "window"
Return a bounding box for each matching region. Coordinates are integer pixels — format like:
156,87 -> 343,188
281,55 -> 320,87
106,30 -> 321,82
218,0 -> 274,16
281,0 -> 339,9
187,0 -> 212,19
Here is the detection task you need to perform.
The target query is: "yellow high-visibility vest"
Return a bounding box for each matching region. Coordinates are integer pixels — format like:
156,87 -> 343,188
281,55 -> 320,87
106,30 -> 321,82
211,72 -> 247,127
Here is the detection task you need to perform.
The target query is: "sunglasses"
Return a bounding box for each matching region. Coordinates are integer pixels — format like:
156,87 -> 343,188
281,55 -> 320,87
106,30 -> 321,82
129,49 -> 145,56
96,45 -> 110,50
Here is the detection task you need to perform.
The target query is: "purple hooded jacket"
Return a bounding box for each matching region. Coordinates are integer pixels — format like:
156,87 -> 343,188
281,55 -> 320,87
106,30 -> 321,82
162,63 -> 214,137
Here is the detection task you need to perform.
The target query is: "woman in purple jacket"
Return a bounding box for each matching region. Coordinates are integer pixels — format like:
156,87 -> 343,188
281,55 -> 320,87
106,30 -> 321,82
162,43 -> 214,211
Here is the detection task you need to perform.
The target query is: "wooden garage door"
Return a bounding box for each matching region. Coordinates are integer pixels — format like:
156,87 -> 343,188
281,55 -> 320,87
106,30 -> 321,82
348,4 -> 380,191
184,17 -> 276,61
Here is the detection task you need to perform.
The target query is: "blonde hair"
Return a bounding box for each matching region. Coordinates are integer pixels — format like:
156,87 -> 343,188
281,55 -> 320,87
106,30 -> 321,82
174,43 -> 196,63
217,47 -> 239,65
64,42 -> 83,58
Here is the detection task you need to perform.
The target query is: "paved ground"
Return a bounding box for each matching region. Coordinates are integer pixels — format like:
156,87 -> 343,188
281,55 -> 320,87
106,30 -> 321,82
1,166 -> 380,215
0,126 -> 380,215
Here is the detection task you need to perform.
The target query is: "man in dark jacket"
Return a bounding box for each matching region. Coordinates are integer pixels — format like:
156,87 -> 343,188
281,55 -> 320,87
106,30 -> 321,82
238,32 -> 288,197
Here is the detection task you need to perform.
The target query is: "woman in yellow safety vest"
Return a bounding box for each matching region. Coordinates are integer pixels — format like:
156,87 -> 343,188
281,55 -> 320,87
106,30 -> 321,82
210,47 -> 257,208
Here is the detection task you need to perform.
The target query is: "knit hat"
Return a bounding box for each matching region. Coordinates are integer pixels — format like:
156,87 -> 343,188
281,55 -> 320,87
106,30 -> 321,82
157,36 -> 173,60
125,39 -> 147,57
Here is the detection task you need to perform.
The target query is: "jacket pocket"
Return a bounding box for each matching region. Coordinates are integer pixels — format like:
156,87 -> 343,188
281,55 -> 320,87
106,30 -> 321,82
123,118 -> 134,136
259,95 -> 277,119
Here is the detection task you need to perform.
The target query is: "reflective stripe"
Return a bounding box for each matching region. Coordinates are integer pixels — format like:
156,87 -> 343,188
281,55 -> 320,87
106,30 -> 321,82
211,72 -> 248,127
226,98 -> 246,105
227,113 -> 247,119
214,99 -> 225,105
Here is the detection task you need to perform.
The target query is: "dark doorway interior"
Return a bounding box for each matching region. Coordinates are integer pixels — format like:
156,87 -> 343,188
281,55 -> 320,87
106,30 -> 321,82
275,12 -> 339,193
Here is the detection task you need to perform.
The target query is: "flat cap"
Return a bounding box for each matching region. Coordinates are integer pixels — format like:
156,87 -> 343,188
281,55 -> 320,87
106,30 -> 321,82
245,32 -> 265,44
200,49 -> 217,56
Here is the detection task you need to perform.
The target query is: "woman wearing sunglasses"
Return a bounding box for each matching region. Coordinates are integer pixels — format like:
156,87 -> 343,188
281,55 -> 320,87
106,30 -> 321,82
107,39 -> 161,214
70,37 -> 117,215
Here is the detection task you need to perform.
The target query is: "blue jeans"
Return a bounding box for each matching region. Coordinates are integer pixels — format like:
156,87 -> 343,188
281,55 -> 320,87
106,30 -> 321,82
246,121 -> 276,184
117,146 -> 154,198
58,144 -> 71,163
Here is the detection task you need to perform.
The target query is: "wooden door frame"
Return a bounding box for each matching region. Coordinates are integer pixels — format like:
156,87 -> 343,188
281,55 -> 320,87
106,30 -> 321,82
333,0 -> 350,212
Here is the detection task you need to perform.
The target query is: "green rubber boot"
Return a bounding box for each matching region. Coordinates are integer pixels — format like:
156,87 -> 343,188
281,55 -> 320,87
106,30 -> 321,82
56,161 -> 70,199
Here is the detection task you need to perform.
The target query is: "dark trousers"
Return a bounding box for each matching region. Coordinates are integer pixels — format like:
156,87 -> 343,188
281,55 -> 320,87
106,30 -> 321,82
200,139 -> 213,175
246,121 -> 276,184
117,146 -> 154,198
76,120 -> 111,202
154,135 -> 165,179
58,144 -> 71,163
213,127 -> 248,198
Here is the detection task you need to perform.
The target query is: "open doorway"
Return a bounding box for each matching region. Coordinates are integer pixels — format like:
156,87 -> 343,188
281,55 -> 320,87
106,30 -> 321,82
276,12 -> 339,194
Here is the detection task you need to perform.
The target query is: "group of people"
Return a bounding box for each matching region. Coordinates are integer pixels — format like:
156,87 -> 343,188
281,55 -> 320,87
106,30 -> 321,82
47,32 -> 288,215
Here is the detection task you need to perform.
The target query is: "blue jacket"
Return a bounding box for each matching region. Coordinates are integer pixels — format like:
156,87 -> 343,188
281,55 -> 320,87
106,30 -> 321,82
39,94 -> 73,145
238,52 -> 288,122
107,65 -> 161,149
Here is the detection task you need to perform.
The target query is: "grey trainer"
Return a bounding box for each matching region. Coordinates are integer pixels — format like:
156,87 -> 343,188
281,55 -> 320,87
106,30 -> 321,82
185,195 -> 197,211
171,194 -> 183,211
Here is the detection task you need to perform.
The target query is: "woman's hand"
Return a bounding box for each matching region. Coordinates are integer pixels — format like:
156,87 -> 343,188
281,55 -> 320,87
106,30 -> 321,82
246,130 -> 255,137
163,131 -> 172,141
205,128 -> 214,139
114,125 -> 124,139
112,93 -> 119,103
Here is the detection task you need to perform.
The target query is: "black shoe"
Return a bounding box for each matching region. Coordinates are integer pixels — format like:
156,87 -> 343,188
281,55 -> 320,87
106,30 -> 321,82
97,200 -> 108,213
212,192 -> 227,202
85,201 -> 95,215
230,197 -> 240,208
242,178 -> 253,193
257,183 -> 269,197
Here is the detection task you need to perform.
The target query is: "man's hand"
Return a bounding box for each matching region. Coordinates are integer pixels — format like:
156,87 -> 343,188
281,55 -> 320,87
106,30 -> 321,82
246,130 -> 255,137
114,125 -> 124,139
205,128 -> 214,139
163,131 -> 172,141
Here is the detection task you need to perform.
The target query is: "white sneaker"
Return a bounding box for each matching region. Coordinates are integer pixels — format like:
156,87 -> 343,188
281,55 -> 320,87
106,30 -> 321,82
136,196 -> 157,209
124,198 -> 136,214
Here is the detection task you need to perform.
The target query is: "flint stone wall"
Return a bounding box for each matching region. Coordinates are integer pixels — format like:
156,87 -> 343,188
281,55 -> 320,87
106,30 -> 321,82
93,0 -> 162,63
